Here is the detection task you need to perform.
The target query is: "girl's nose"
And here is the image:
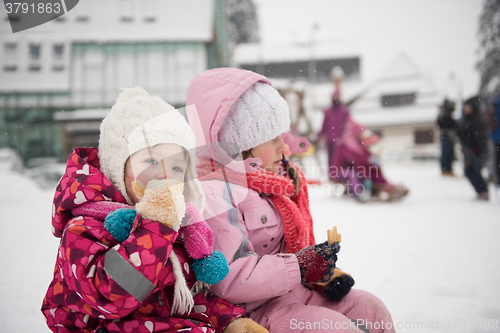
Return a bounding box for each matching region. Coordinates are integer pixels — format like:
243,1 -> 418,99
158,160 -> 169,179
277,136 -> 289,153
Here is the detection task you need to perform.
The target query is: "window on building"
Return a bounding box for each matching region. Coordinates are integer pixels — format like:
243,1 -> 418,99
29,64 -> 41,71
143,0 -> 157,22
53,44 -> 64,59
120,0 -> 134,22
414,129 -> 434,144
53,43 -> 64,71
5,42 -> 17,56
74,0 -> 90,22
381,93 -> 417,107
28,43 -> 42,71
4,42 -> 18,71
3,65 -> 17,71
29,43 -> 41,61
76,16 -> 89,22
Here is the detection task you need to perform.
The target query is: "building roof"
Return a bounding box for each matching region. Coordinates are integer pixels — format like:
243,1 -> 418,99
1,0 -> 214,42
234,39 -> 360,64
53,109 -> 108,121
350,53 -> 442,128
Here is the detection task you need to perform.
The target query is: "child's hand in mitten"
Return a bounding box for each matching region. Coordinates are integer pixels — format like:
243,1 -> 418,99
103,208 -> 137,242
295,241 -> 339,284
180,203 -> 229,284
223,317 -> 269,333
313,226 -> 354,302
315,268 -> 355,302
132,179 -> 185,231
179,203 -> 213,259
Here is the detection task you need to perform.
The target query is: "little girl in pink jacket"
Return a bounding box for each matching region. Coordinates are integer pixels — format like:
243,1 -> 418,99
186,68 -> 396,333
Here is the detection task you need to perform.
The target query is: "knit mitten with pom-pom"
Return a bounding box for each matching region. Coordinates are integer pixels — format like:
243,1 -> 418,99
223,318 -> 269,333
179,202 -> 213,259
192,251 -> 229,284
180,202 -> 229,284
103,208 -> 137,242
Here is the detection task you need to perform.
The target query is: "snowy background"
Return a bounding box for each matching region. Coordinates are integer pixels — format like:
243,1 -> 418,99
0,154 -> 499,333
251,0 -> 482,99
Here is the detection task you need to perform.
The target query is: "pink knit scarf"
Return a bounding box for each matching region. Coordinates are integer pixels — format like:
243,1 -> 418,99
197,158 -> 315,253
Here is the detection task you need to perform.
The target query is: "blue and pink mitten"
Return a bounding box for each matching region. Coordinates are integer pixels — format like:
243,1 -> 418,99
180,202 -> 229,284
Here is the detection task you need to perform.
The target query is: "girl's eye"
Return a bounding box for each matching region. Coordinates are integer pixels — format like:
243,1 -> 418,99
145,159 -> 158,165
172,166 -> 183,173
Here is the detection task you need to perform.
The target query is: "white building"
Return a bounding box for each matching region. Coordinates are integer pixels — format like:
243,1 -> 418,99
350,53 -> 445,161
0,0 -> 229,161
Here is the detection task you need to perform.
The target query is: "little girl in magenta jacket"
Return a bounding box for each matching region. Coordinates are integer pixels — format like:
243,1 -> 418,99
186,68 -> 396,333
41,87 -> 268,333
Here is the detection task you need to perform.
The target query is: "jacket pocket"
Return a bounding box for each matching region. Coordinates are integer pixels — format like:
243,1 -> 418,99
242,203 -> 280,230
241,201 -> 283,255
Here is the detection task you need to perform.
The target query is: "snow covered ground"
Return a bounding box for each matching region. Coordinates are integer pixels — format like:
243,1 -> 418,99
307,159 -> 500,333
0,158 -> 499,332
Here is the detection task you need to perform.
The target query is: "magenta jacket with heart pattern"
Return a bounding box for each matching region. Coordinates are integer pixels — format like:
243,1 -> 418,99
41,147 -> 245,333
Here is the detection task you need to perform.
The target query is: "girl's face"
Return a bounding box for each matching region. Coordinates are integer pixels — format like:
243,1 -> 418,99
124,143 -> 188,204
248,135 -> 289,174
463,104 -> 473,115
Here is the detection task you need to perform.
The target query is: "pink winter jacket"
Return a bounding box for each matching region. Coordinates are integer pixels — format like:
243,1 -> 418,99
41,148 -> 245,333
186,68 -> 310,311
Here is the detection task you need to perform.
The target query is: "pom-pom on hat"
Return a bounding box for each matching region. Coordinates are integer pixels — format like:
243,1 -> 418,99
99,86 -> 204,211
218,81 -> 291,156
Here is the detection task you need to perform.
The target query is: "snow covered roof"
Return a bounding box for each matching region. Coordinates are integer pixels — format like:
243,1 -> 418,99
0,0 -> 214,42
234,39 -> 360,64
350,53 -> 442,128
53,109 -> 109,121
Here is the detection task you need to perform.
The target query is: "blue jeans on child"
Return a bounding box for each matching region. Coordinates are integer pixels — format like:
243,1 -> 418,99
440,134 -> 455,172
464,154 -> 488,194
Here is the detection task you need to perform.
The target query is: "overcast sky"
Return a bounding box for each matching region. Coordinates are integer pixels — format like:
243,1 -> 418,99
254,0 -> 483,99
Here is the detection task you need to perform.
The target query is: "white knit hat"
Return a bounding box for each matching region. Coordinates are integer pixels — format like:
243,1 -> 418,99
99,86 -> 204,211
218,82 -> 290,156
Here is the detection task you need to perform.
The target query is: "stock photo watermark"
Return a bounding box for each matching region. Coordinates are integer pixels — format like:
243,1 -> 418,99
4,0 -> 79,33
263,161 -> 380,197
289,318 -> 500,331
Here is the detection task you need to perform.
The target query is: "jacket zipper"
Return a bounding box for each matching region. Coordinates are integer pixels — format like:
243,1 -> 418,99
158,290 -> 164,308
